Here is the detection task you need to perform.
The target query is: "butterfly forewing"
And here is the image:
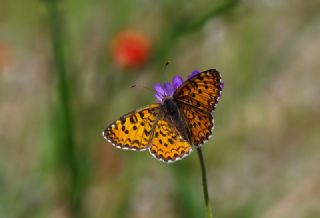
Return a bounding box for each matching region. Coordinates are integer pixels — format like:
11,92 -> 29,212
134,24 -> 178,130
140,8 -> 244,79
173,69 -> 222,113
103,104 -> 161,151
149,117 -> 192,163
173,69 -> 222,146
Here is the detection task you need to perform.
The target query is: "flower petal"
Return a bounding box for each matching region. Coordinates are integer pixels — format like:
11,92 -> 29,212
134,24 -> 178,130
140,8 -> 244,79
188,69 -> 200,79
220,82 -> 224,90
172,75 -> 183,90
163,82 -> 174,96
153,83 -> 165,96
154,92 -> 163,102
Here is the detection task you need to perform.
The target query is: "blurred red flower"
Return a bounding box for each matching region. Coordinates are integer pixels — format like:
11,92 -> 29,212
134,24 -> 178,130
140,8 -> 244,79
111,30 -> 151,69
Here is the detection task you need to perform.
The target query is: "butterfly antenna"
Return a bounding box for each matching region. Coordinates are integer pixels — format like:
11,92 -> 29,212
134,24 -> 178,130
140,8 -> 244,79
162,60 -> 171,81
164,60 -> 170,69
131,60 -> 170,95
130,84 -> 154,93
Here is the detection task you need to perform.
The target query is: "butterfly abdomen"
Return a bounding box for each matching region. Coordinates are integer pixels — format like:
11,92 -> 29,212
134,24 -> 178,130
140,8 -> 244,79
162,98 -> 191,143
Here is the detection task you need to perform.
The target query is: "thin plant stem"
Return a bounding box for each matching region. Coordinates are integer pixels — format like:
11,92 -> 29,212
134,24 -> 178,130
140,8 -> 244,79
45,0 -> 83,217
197,147 -> 213,218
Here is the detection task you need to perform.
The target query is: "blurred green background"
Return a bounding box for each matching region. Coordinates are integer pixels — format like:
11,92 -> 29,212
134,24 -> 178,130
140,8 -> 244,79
1,0 -> 320,218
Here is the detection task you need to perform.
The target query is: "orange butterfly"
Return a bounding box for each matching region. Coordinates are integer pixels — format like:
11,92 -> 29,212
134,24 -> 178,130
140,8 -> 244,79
103,69 -> 223,163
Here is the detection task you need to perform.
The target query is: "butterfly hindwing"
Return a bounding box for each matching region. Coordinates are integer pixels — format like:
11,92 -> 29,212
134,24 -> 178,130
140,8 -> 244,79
180,104 -> 214,146
103,104 -> 160,151
149,117 -> 192,163
174,69 -> 222,113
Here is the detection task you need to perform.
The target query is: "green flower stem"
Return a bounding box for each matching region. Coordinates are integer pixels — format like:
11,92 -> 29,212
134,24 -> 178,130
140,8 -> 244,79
197,147 -> 213,218
46,0 -> 83,217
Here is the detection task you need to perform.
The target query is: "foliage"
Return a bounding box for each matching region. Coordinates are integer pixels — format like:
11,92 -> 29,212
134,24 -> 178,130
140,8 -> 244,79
0,0 -> 320,217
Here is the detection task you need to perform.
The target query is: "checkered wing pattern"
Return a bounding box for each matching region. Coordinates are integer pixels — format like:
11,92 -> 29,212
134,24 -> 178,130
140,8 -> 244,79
174,69 -> 222,113
149,118 -> 192,163
103,104 -> 160,151
173,69 -> 223,146
179,104 -> 214,146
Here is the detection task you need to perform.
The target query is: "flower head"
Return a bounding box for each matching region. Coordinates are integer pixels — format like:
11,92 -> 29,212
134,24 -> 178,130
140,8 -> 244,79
154,70 -> 199,102
111,29 -> 151,69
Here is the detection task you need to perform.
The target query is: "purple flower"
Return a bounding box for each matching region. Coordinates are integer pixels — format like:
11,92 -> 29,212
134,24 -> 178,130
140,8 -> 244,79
163,82 -> 174,96
153,83 -> 166,102
220,82 -> 224,90
153,81 -> 176,102
172,75 -> 183,90
154,70 -> 198,102
188,69 -> 200,79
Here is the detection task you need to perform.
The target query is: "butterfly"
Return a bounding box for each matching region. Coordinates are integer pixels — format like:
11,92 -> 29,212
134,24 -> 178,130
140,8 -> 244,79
103,69 -> 223,163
